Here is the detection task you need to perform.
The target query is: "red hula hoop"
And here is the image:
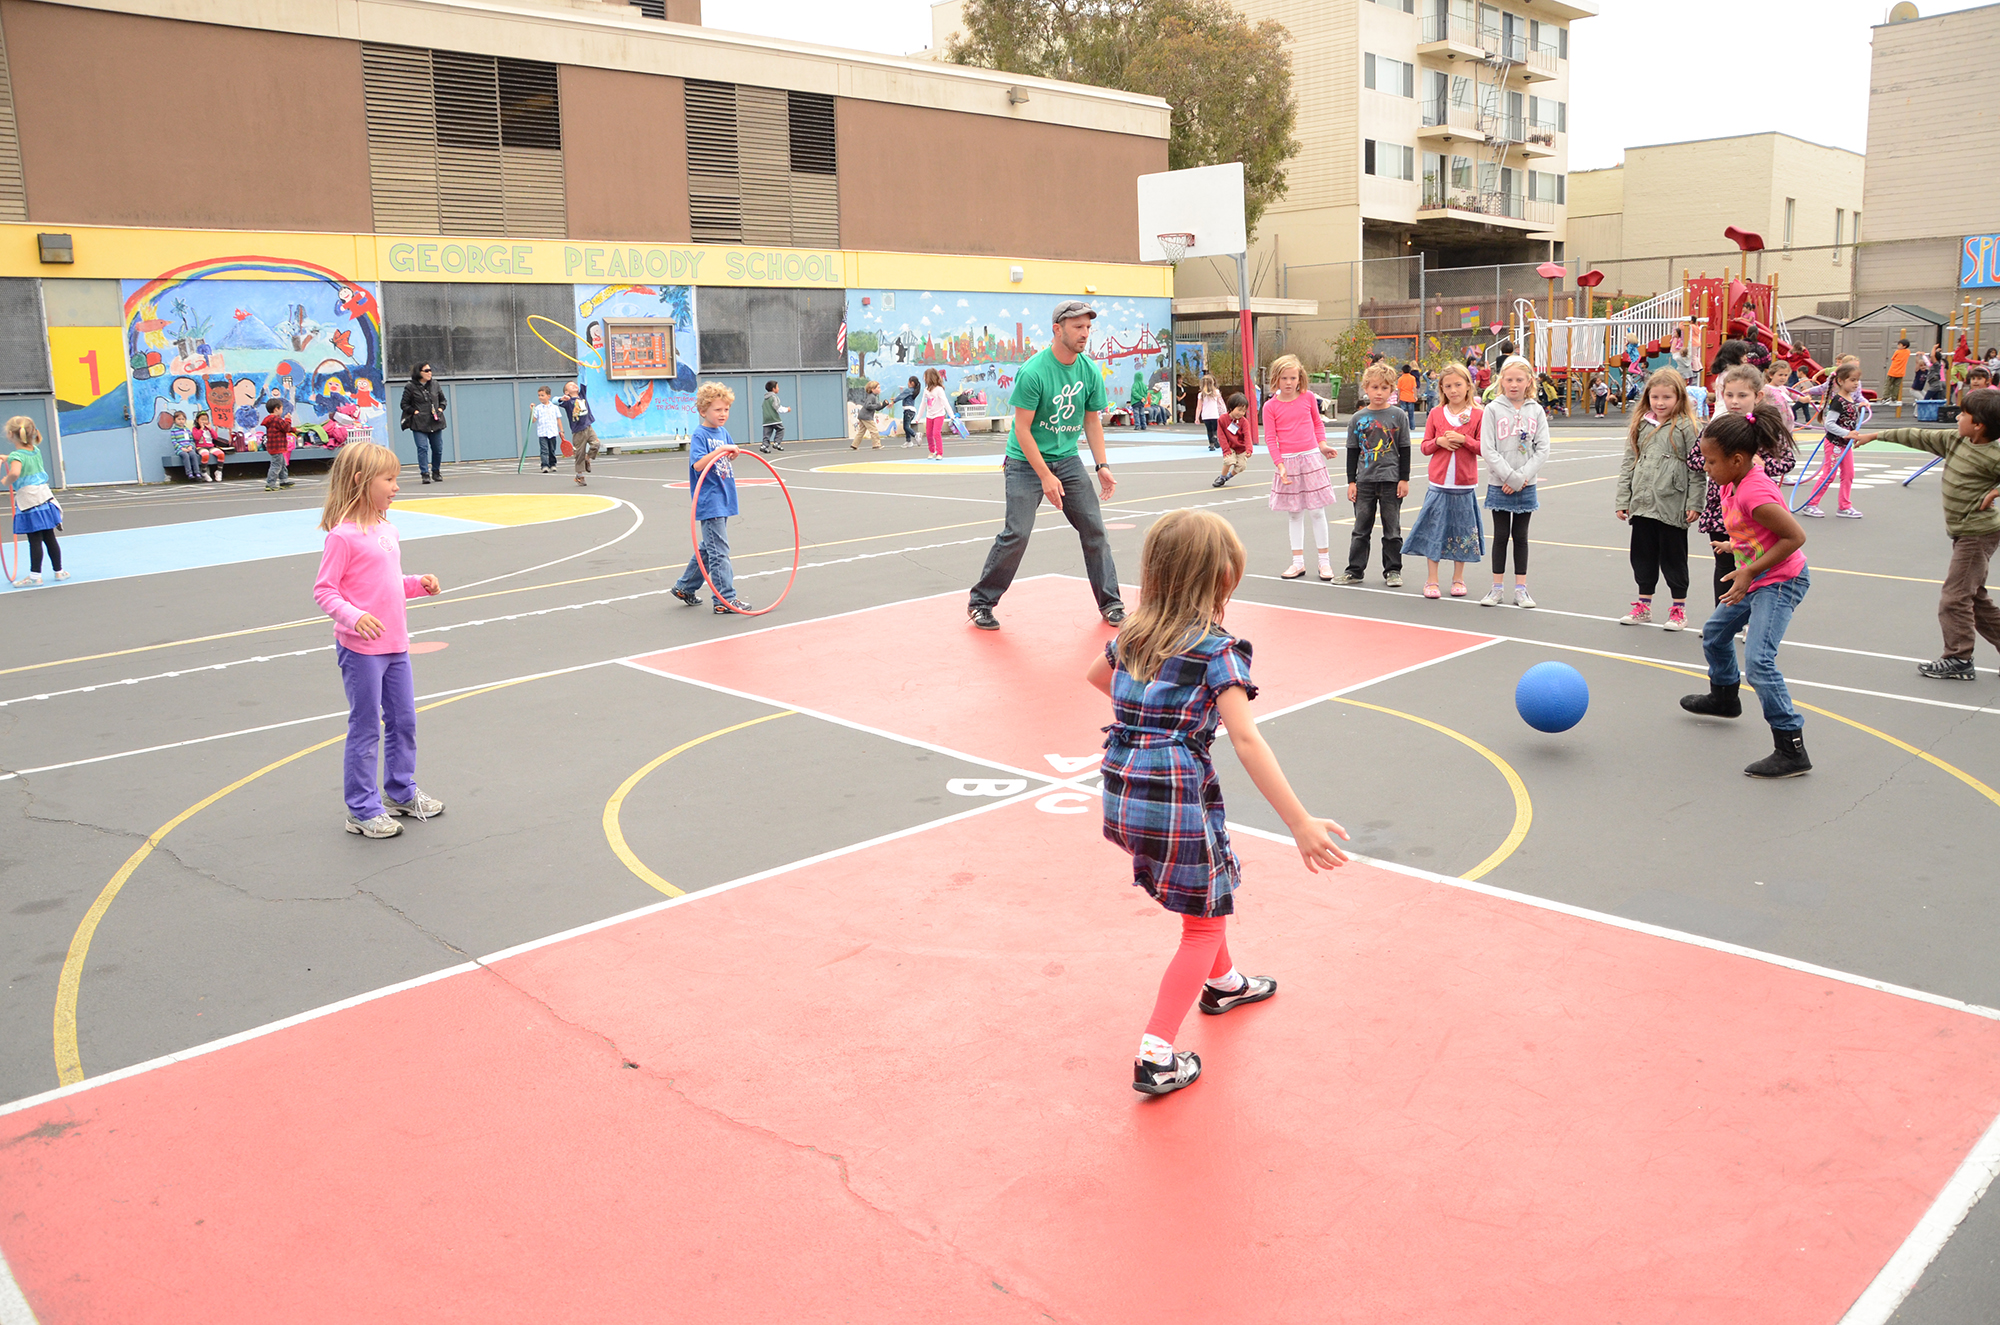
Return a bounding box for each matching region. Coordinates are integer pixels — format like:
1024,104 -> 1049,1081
0,490 -> 16,584
690,446 -> 800,616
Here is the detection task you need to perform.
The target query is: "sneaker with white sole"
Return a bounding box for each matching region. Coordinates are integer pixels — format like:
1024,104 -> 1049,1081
1132,1050 -> 1202,1096
1620,600 -> 1653,625
1835,506 -> 1864,519
384,789 -> 444,820
1384,572 -> 1403,588
12,574 -> 38,587
1918,656 -> 1977,681
1199,974 -> 1277,1016
1514,586 -> 1537,609
1664,604 -> 1687,631
345,813 -> 403,838
1800,505 -> 1825,518
1479,585 -> 1503,606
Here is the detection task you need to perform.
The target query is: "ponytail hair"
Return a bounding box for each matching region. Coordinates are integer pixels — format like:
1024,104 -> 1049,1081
1703,401 -> 1789,460
4,416 -> 41,449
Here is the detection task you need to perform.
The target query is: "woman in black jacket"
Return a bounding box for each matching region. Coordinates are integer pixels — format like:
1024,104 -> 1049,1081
399,363 -> 448,484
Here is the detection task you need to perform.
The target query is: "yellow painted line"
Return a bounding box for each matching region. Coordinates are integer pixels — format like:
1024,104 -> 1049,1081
1794,702 -> 2000,811
603,712 -> 796,897
394,493 -> 616,525
1324,696 -> 1532,882
52,674 -> 546,1086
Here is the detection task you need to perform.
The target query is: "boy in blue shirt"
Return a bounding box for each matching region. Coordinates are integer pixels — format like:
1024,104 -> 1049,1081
671,382 -> 753,614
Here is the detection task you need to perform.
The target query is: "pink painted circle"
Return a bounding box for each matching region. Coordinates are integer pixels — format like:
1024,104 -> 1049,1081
408,641 -> 449,654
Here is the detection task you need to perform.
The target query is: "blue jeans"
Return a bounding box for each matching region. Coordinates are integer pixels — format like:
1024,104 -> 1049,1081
675,516 -> 735,602
538,434 -> 561,468
1131,405 -> 1147,430
413,430 -> 443,477
1701,568 -> 1810,730
968,454 -> 1122,614
264,452 -> 289,486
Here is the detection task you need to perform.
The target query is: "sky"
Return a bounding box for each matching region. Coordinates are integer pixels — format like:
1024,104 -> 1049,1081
701,0 -> 2000,169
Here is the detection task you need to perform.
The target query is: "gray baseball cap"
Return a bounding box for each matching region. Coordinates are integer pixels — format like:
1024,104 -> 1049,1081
1051,300 -> 1098,323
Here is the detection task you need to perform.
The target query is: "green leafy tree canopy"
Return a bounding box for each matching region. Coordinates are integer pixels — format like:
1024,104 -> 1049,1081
950,0 -> 1301,236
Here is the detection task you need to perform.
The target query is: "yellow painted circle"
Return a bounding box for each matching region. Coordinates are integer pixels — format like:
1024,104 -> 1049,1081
394,493 -> 617,526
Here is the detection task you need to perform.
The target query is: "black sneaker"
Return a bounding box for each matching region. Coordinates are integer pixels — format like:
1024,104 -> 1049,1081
1102,605 -> 1127,627
1211,475 -> 1228,488
969,606 -> 999,631
671,587 -> 702,607
1132,1051 -> 1202,1096
1198,974 -> 1277,1016
713,598 -> 751,615
1918,656 -> 1977,681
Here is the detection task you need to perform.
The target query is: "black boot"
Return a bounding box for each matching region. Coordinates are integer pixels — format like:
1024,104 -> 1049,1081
1744,727 -> 1811,779
1679,682 -> 1742,718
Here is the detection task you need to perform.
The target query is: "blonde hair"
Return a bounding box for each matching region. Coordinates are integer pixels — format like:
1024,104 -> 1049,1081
1269,354 -> 1305,391
319,442 -> 400,531
1115,509 -> 1246,684
1627,368 -> 1693,454
1360,362 -> 1396,390
1435,362 -> 1475,406
1200,374 -> 1216,393
5,416 -> 42,449
695,381 -> 735,413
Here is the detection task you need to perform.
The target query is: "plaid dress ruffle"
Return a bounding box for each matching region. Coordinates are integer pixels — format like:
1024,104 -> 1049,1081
1100,632 -> 1258,917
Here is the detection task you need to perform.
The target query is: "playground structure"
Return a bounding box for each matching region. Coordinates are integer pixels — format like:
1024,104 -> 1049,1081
1515,228 -> 1836,411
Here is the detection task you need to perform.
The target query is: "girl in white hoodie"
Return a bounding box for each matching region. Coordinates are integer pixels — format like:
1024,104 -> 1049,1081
1479,356 -> 1551,607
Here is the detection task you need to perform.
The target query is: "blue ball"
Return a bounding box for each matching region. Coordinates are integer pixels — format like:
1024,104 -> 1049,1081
1515,661 -> 1590,733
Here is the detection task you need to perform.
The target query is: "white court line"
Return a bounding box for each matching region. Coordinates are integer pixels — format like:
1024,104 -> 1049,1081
440,496 -> 643,596
0,1246 -> 35,1325
1837,1112 -> 2000,1324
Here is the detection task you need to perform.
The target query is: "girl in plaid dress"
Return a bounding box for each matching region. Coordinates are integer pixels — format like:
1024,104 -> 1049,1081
1086,509 -> 1349,1097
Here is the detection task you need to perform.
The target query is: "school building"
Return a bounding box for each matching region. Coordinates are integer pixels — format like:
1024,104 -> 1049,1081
0,0 -> 1173,486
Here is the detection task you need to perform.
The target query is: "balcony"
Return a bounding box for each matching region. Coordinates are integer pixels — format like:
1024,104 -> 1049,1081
1417,99 -> 1486,146
1417,183 -> 1556,231
1520,119 -> 1559,156
1416,13 -> 1486,61
1520,41 -> 1560,81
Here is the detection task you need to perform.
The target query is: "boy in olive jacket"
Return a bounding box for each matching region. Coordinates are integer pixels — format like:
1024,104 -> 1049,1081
1855,387 -> 2000,680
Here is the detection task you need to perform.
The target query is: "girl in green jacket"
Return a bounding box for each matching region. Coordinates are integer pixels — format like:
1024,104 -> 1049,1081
1615,369 -> 1704,629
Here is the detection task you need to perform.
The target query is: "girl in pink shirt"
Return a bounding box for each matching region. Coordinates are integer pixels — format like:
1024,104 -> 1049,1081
312,443 -> 445,838
1263,354 -> 1336,580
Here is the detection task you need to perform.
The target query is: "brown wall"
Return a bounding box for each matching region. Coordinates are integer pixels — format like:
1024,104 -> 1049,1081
2,1 -> 373,232
837,99 -> 1166,262
559,65 -> 690,242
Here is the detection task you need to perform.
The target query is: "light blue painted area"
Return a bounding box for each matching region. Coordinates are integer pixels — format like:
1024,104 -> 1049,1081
4,507 -> 495,591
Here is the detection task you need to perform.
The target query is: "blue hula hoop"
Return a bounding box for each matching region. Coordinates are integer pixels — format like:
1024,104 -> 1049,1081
1903,455 -> 1944,487
1787,436 -> 1855,513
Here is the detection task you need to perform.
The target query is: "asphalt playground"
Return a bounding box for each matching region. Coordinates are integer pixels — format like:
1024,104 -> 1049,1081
1,415 -> 1998,1323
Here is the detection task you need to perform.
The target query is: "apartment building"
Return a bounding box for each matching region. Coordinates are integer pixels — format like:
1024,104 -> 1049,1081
1568,134 -> 1863,310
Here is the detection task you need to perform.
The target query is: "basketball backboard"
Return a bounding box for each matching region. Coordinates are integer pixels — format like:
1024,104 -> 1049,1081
1136,162 -> 1248,263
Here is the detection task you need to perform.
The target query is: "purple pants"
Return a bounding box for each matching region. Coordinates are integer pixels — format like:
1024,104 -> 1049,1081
337,646 -> 416,820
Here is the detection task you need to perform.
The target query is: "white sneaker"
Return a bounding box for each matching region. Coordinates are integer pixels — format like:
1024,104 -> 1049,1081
345,813 -> 402,838
1514,586 -> 1537,609
53,570 -> 69,581
1620,600 -> 1653,625
1835,506 -> 1864,519
384,788 -> 445,820
1800,505 -> 1825,518
1479,585 -> 1503,606
12,574 -> 38,587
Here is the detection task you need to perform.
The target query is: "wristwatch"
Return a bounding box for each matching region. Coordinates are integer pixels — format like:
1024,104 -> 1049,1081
1095,462 -> 1111,472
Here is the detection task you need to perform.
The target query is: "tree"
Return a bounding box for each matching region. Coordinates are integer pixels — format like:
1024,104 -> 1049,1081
1326,324 -> 1376,388
951,0 -> 1300,236
847,330 -> 882,386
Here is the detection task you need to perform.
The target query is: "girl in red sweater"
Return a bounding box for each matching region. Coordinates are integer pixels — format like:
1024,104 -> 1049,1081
1403,363 -> 1484,597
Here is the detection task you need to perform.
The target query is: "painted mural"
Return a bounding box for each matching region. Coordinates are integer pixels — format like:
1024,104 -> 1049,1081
846,290 -> 1174,420
569,283 -> 698,441
121,260 -> 386,460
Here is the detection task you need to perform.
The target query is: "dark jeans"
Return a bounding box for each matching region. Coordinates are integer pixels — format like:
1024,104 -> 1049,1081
1701,569 -> 1810,730
538,434 -> 561,468
969,454 -> 1122,614
1711,544 -> 1735,603
1628,515 -> 1690,599
1492,510 -> 1532,575
1132,405 -> 1147,431
1203,418 -> 1219,447
1347,480 -> 1404,577
413,430 -> 444,478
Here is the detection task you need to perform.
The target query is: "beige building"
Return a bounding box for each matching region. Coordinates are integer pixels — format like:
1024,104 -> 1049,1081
932,0 -> 1593,302
1567,133 -> 1863,311
1855,1 -> 2000,324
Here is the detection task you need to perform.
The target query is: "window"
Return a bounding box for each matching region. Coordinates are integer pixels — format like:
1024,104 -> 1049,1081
1450,154 -> 1474,190
1365,54 -> 1414,96
361,44 -> 565,237
1528,171 -> 1566,204
1557,26 -> 1568,58
383,282 -> 575,378
1451,75 -> 1475,107
1364,139 -> 1416,181
1369,0 -> 1414,10
1784,197 -> 1796,247
686,80 -> 840,247
695,287 -> 844,371
1834,208 -> 1845,264
0,278 -> 49,391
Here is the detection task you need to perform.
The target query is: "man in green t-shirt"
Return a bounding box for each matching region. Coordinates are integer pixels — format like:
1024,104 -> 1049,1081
969,300 -> 1123,629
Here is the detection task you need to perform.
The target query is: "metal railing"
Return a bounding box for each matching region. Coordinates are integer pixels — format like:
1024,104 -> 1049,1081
1417,185 -> 1554,225
1525,41 -> 1559,76
1525,116 -> 1558,147
1418,12 -> 1477,44
1422,99 -> 1483,133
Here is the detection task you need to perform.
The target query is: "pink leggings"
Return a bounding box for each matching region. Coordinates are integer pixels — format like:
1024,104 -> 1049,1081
925,415 -> 944,457
1145,914 -> 1232,1044
1815,443 -> 1855,509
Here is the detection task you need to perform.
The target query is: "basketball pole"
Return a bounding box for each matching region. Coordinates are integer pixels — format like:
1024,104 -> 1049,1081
1237,251 -> 1258,446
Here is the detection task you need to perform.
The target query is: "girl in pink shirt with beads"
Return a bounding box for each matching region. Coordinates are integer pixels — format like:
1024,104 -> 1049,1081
1263,354 -> 1337,579
312,443 -> 445,839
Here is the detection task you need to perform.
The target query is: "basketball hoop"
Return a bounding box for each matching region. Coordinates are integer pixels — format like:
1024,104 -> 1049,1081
1157,232 -> 1195,264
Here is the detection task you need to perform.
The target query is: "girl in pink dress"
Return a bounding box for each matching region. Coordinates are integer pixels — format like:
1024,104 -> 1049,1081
1263,354 -> 1338,580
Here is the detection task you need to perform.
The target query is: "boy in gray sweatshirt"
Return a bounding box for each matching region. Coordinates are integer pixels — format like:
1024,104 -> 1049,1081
1342,364 -> 1413,586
